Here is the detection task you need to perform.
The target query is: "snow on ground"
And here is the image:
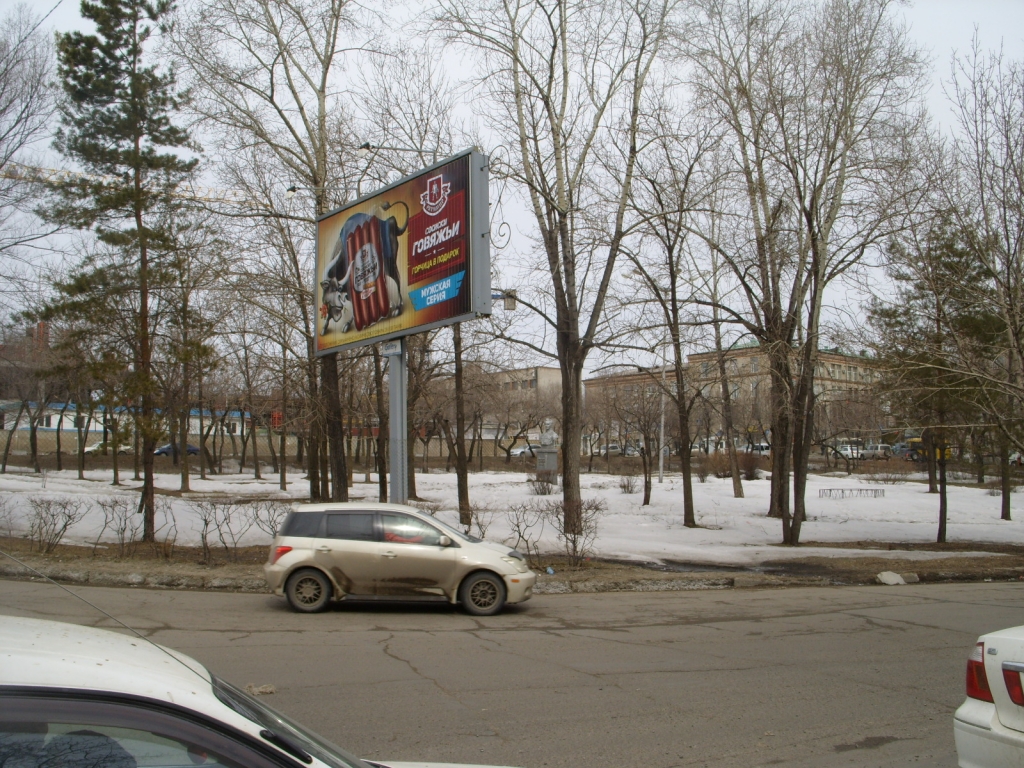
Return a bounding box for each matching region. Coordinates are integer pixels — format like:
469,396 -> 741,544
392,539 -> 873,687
0,465 -> 1021,566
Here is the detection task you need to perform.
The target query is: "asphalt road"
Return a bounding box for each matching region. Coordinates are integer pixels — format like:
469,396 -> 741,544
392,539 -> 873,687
3,580 -> 1023,768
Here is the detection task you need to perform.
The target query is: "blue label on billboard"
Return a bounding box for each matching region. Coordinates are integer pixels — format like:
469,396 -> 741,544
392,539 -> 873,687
409,272 -> 466,311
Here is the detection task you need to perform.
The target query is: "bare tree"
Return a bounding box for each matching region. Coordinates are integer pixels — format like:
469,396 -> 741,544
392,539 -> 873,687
684,0 -> 926,544
0,4 -> 57,313
938,41 -> 1024,456
175,0 -> 376,500
436,0 -> 678,531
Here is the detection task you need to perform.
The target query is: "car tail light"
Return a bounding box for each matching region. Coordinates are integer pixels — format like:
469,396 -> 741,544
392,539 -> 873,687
272,546 -> 293,564
967,642 -> 994,702
1004,667 -> 1024,706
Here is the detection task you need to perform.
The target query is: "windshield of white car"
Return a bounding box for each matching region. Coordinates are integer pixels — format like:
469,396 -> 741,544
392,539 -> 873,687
212,676 -> 365,768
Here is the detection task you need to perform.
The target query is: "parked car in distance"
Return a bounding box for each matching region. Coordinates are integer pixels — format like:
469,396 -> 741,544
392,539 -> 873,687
1,616 -> 521,768
154,443 -> 199,456
862,444 -> 892,460
954,624 -> 1024,767
744,443 -> 771,455
599,443 -> 622,457
264,502 -> 536,616
83,440 -> 131,456
508,443 -> 536,457
837,445 -> 862,459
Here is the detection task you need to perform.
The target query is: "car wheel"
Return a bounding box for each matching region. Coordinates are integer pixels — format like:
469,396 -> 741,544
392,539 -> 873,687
285,569 -> 332,613
459,571 -> 506,616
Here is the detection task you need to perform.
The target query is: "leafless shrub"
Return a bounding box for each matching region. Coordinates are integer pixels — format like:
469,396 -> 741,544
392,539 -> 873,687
709,452 -> 731,479
411,501 -> 442,517
542,498 -> 604,568
865,463 -> 913,485
739,452 -> 761,481
94,496 -> 141,558
188,500 -> 218,564
472,507 -> 496,539
987,481 -> 1020,496
619,474 -> 638,494
246,500 -> 290,538
28,495 -> 88,553
152,498 -> 178,560
186,499 -> 255,562
504,503 -> 546,569
529,476 -> 556,495
215,503 -> 254,561
694,454 -> 710,483
0,495 -> 16,538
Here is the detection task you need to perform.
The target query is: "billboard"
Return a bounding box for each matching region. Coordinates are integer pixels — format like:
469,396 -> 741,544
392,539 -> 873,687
315,148 -> 491,355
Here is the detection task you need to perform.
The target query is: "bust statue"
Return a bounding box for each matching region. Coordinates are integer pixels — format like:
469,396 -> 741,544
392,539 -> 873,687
539,418 -> 558,447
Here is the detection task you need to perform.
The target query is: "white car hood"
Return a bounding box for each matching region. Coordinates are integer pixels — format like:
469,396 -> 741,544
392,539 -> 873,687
477,540 -> 515,556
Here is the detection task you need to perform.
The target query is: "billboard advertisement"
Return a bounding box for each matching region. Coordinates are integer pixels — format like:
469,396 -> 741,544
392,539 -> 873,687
315,149 -> 491,355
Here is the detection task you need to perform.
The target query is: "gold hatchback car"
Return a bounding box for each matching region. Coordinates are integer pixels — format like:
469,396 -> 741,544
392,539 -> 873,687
264,503 -> 537,615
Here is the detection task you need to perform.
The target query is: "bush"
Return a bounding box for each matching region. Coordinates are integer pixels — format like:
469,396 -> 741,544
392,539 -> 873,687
541,498 -> 604,568
865,462 -> 913,485
694,454 -> 710,483
28,495 -> 88,553
619,474 -> 638,494
709,451 -> 731,478
94,496 -> 141,558
529,476 -> 557,495
739,451 -> 761,481
504,503 -> 546,569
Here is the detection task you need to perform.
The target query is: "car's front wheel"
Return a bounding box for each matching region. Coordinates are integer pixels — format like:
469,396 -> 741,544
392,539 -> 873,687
285,569 -> 332,613
459,571 -> 506,616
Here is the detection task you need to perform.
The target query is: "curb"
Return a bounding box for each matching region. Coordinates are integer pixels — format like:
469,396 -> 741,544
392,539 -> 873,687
0,563 -> 269,593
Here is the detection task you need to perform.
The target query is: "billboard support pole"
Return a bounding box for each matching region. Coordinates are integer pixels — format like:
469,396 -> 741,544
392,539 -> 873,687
388,338 -> 408,504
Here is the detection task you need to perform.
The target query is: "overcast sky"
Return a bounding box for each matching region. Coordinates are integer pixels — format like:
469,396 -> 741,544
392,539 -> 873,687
36,0 -> 1024,131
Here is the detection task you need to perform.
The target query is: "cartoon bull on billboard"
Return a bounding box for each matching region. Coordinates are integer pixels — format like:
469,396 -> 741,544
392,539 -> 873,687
320,201 -> 407,336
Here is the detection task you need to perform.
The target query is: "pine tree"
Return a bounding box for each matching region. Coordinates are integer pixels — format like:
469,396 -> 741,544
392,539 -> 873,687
48,0 -> 196,541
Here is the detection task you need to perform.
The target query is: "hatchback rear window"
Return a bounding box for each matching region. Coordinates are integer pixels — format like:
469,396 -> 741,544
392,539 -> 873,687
280,512 -> 323,538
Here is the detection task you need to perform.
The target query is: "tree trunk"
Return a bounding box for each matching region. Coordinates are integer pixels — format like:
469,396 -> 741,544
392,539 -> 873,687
1001,439 -> 1012,521
937,436 -> 948,542
252,415 -> 262,479
56,402 -> 68,472
767,345 -> 793,538
1,402 -> 27,473
179,405 -> 190,492
925,430 -> 938,493
973,428 -> 985,484
713,322 -> 743,499
372,349 -> 388,502
320,353 -> 347,501
554,345 -> 586,535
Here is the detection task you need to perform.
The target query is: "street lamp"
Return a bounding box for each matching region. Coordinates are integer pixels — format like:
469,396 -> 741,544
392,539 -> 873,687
356,141 -> 439,164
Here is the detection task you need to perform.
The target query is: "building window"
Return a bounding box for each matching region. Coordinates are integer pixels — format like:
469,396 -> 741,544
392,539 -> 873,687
750,358 -> 759,374
43,415 -> 52,428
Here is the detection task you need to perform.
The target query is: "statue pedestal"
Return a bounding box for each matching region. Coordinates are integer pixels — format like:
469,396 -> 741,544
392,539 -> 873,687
535,447 -> 559,485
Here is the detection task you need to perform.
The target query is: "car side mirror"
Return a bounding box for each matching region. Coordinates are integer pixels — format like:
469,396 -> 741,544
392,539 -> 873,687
438,535 -> 452,547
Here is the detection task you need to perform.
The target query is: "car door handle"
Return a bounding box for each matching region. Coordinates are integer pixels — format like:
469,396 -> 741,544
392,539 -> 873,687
315,546 -> 331,553
382,551 -> 398,558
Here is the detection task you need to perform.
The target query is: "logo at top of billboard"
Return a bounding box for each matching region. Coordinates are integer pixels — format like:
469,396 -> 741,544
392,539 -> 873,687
408,171 -> 466,289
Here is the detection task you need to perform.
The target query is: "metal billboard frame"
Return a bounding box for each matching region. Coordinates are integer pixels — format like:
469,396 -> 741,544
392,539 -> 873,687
314,148 -> 491,504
